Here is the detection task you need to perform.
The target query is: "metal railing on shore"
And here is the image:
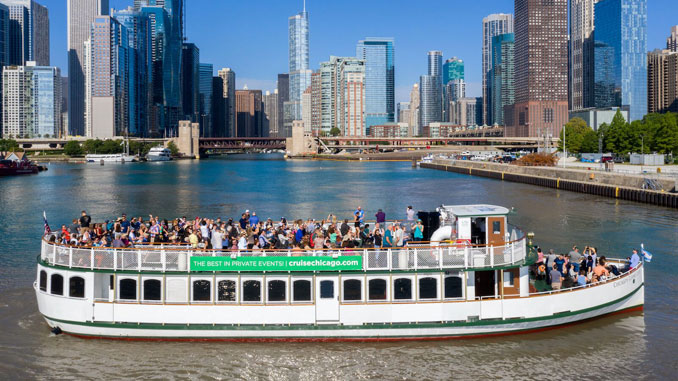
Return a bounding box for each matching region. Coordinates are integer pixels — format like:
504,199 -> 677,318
40,235 -> 528,273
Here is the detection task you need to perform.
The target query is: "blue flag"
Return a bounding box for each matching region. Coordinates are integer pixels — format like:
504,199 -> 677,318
641,244 -> 653,263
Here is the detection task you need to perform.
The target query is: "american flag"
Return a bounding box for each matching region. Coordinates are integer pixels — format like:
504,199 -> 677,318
43,211 -> 52,235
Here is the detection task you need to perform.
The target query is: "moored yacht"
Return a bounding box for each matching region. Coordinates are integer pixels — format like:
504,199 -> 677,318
34,204 -> 644,341
146,146 -> 172,162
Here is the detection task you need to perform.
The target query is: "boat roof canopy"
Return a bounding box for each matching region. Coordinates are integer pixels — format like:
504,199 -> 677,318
442,204 -> 510,218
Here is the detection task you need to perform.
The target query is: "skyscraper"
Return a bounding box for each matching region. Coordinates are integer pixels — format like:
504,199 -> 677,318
263,90 -> 278,137
68,0 -> 108,136
198,63 -> 213,137
181,42 -> 200,122
569,0 -> 597,111
408,83 -> 419,135
1,0 -> 49,66
85,16 -> 129,138
419,51 -> 443,132
490,33 -> 514,126
276,73 -> 289,137
136,0 -> 183,135
356,37 -> 395,133
442,57 -> 464,84
2,62 -> 61,138
211,76 -> 226,137
235,89 -> 263,137
505,0 -> 568,138
482,13 -> 513,125
286,3 -> 311,136
114,6 -> 151,137
668,26 -> 678,52
0,4 -> 9,135
594,0 -> 647,121
217,68 -> 236,137
647,49 -> 678,114
317,56 -> 366,136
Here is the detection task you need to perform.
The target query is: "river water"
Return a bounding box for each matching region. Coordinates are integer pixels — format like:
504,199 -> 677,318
0,155 -> 676,379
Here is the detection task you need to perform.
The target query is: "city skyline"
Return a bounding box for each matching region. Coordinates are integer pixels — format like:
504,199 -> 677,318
40,0 -> 678,104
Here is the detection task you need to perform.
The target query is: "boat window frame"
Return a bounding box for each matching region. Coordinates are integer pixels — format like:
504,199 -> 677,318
241,277 -> 263,303
342,277 -> 363,302
39,270 -> 47,292
118,277 -> 138,301
266,277 -> 288,304
444,273 -> 464,300
216,277 -> 238,303
418,275 -> 439,300
69,276 -> 86,298
291,277 -> 313,303
367,277 -> 389,302
191,277 -> 212,303
142,277 -> 162,302
393,276 -> 414,301
50,273 -> 64,296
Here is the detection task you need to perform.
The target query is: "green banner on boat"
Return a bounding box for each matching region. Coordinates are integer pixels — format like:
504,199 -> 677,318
189,256 -> 363,272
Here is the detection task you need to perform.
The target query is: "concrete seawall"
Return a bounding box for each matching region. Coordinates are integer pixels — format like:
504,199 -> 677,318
421,160 -> 678,209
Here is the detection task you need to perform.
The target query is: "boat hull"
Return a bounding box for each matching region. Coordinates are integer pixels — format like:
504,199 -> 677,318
35,266 -> 644,341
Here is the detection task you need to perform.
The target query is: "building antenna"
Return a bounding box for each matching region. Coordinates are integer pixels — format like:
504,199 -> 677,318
303,0 -> 306,12
183,0 -> 187,41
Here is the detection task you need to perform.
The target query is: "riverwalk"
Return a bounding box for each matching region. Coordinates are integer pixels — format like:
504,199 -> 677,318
421,159 -> 678,209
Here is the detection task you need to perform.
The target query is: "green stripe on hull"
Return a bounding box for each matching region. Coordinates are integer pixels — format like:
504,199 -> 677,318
44,283 -> 643,336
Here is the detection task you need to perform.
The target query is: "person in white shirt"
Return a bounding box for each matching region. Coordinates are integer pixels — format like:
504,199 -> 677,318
406,206 -> 415,222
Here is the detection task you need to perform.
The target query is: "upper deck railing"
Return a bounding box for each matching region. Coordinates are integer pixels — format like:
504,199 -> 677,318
40,233 -> 529,273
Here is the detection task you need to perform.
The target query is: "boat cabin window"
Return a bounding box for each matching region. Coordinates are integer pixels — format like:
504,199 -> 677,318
268,280 -> 286,302
419,277 -> 438,299
368,279 -> 387,301
119,278 -> 137,300
50,274 -> 64,295
218,280 -> 237,302
193,280 -> 211,302
243,280 -> 261,302
292,280 -> 311,302
39,270 -> 47,292
444,276 -> 463,299
143,279 -> 162,301
320,280 -> 334,299
69,277 -> 85,298
343,279 -> 362,301
393,278 -> 412,300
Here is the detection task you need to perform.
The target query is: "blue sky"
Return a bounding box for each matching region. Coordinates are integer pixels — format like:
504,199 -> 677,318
47,0 -> 676,103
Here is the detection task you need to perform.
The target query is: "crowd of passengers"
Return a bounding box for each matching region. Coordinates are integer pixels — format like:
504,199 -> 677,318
533,245 -> 642,289
51,207 -> 429,251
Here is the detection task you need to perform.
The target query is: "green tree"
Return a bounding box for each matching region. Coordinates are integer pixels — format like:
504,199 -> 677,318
0,139 -> 20,152
166,141 -> 179,156
559,117 -> 591,154
580,130 -> 600,153
98,139 -> 124,154
82,139 -> 103,154
329,127 -> 341,137
603,110 -> 631,154
63,141 -> 84,156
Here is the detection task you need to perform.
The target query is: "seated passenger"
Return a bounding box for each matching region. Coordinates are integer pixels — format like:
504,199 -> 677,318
593,259 -> 610,281
577,270 -> 587,287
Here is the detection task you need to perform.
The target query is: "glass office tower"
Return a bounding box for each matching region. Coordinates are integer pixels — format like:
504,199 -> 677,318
594,0 -> 647,121
356,37 -> 395,133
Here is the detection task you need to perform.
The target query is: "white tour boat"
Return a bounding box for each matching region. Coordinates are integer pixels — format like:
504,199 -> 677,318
85,154 -> 138,163
146,146 -> 172,162
34,205 -> 644,341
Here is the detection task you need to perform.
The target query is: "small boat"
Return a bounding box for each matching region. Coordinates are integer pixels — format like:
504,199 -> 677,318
34,204 -> 644,341
146,146 -> 172,162
0,159 -> 39,176
85,154 -> 138,163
